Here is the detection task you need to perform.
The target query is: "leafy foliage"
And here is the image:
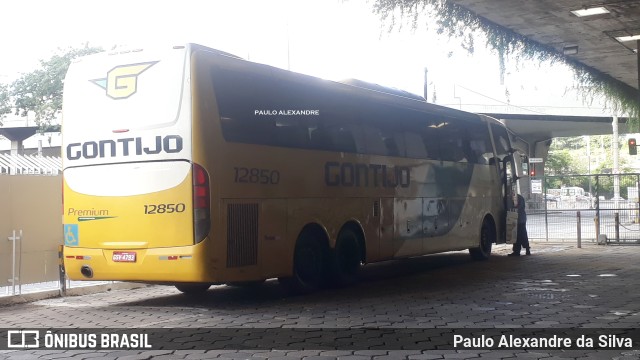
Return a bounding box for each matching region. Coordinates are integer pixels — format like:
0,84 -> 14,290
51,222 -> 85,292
545,149 -> 581,176
371,0 -> 640,130
547,135 -> 632,174
0,83 -> 10,126
7,46 -> 102,128
544,135 -> 633,193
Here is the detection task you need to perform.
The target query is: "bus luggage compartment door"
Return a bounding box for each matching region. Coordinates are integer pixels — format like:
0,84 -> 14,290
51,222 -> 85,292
393,198 -> 423,257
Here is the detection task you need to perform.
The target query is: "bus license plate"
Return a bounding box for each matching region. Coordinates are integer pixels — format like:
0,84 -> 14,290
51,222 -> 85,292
112,251 -> 136,262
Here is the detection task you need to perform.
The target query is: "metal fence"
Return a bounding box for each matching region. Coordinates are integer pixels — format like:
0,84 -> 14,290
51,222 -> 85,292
0,172 -> 113,299
527,173 -> 640,244
0,153 -> 61,175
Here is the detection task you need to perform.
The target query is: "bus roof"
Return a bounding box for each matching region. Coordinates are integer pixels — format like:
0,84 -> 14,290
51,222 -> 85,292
82,43 -> 495,127
192,43 -> 485,125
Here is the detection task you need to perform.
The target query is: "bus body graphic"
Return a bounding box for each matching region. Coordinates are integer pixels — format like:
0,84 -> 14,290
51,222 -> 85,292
62,44 -> 519,291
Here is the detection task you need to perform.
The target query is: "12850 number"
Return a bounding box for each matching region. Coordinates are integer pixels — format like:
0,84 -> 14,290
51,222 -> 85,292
234,167 -> 280,184
144,203 -> 186,214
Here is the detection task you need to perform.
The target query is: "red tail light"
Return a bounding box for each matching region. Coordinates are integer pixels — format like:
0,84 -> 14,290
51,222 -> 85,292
192,163 -> 211,243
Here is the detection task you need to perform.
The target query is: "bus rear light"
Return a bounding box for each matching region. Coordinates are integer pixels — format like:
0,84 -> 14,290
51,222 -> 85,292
194,187 -> 209,208
192,163 -> 211,243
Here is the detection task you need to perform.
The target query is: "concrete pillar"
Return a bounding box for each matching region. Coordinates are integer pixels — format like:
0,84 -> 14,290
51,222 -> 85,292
10,140 -> 23,156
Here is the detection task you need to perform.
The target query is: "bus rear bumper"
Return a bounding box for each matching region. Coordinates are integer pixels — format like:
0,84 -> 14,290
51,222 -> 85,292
63,241 -> 213,283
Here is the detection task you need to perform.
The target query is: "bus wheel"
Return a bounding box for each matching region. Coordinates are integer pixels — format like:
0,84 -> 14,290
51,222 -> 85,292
175,283 -> 210,295
330,229 -> 362,287
469,220 -> 493,261
279,233 -> 327,294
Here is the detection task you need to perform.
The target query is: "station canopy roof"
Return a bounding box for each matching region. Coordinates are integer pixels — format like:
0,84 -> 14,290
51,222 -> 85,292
448,0 -> 640,140
450,0 -> 640,90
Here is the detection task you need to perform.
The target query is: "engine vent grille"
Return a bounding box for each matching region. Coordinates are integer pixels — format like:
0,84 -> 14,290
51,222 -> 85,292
227,203 -> 259,268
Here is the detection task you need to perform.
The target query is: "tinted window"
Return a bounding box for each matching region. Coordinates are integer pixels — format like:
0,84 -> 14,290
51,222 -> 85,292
491,123 -> 511,159
404,131 -> 428,159
213,65 -> 277,146
465,121 -> 493,165
414,117 -> 442,161
311,115 -> 363,153
213,65 -> 364,153
212,60 -> 494,163
436,120 -> 469,163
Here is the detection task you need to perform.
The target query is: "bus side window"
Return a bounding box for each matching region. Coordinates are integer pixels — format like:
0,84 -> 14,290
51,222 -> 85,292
409,115 -> 442,161
213,66 -> 278,145
219,116 -> 276,146
275,118 -> 310,149
383,135 -> 401,157
362,124 -> 405,157
361,104 -> 407,157
490,123 -> 511,159
362,125 -> 388,156
437,120 -> 468,163
330,126 -> 358,153
309,127 -> 333,150
313,110 -> 363,153
404,132 -> 428,159
465,121 -> 493,165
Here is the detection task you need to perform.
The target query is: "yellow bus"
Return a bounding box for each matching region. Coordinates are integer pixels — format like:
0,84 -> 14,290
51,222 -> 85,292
62,43 -> 518,294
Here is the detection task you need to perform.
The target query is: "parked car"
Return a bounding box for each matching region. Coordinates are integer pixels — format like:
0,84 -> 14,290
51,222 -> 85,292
561,186 -> 594,208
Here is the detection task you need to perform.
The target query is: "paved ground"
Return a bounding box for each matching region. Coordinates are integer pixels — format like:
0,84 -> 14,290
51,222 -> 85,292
1,242 -> 639,359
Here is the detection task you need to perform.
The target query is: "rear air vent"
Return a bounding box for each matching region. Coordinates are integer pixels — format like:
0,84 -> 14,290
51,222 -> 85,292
227,203 -> 259,267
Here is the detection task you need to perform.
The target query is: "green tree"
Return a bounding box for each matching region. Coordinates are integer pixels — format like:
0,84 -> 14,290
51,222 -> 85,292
0,83 -> 10,125
552,137 -> 585,151
545,149 -> 582,175
10,45 -> 102,128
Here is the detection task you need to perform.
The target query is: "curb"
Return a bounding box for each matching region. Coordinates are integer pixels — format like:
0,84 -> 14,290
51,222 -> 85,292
0,282 -> 147,307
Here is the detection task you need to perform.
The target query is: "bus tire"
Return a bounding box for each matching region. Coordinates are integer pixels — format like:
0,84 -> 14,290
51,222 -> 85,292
469,220 -> 493,261
279,231 -> 327,294
329,228 -> 362,287
175,283 -> 211,295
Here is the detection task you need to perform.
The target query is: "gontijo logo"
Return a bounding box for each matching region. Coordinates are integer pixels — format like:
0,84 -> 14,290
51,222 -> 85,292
90,61 -> 158,99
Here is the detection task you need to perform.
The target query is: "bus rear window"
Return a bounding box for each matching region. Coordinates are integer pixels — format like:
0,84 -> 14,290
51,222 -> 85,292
63,48 -> 186,133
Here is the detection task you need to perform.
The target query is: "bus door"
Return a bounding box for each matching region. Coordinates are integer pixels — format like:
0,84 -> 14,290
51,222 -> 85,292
503,154 -> 518,244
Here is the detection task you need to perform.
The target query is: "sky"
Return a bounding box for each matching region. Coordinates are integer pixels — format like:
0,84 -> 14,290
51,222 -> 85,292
0,0 -> 611,131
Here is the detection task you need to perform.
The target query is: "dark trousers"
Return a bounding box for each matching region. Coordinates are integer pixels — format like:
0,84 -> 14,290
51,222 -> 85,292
512,222 -> 530,253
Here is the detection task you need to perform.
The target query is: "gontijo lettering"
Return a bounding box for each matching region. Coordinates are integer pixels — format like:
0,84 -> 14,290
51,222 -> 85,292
66,135 -> 182,160
325,161 -> 410,188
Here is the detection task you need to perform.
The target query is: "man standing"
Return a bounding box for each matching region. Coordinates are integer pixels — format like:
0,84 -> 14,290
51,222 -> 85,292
509,194 -> 531,256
